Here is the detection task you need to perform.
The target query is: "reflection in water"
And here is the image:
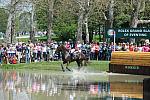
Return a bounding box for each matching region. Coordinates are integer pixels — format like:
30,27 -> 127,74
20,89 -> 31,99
0,70 -> 146,100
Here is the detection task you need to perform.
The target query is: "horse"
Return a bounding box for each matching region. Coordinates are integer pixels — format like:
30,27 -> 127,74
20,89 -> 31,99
55,45 -> 88,72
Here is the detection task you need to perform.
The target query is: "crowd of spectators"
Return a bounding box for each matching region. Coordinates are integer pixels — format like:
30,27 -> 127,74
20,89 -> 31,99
0,40 -> 150,65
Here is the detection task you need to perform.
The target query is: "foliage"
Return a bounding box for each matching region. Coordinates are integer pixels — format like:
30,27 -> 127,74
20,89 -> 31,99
114,13 -> 131,28
35,0 -> 78,41
54,24 -> 76,41
35,2 -> 48,31
53,21 -> 77,41
138,1 -> 150,27
113,0 -> 133,28
1,0 -> 150,42
0,8 -> 8,33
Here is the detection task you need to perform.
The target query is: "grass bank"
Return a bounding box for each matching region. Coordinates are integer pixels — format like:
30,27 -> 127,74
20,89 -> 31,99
1,60 -> 109,72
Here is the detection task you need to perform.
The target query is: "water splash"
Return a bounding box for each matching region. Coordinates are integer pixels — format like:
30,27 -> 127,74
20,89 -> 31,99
70,67 -> 109,79
72,67 -> 88,74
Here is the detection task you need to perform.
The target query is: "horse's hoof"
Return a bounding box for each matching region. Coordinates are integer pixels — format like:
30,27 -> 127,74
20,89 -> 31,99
62,70 -> 65,72
78,68 -> 80,71
70,69 -> 73,72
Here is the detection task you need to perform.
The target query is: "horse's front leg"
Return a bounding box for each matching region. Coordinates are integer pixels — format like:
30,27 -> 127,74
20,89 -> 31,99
61,64 -> 65,72
66,62 -> 72,72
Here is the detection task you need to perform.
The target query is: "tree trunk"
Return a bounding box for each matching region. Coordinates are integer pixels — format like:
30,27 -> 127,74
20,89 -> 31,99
99,24 -> 101,42
77,11 -> 83,42
47,0 -> 54,43
30,3 -> 35,43
130,0 -> 141,43
5,13 -> 12,44
89,26 -> 94,43
104,0 -> 114,42
108,0 -> 114,28
5,0 -> 16,44
85,17 -> 89,43
11,13 -> 16,43
84,0 -> 90,43
75,0 -> 91,43
130,0 -> 141,28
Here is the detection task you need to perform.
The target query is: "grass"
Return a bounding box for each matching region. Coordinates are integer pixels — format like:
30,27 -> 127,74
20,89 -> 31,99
1,60 -> 109,72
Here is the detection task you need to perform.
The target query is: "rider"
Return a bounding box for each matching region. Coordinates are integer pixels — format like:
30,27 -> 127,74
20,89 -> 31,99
74,41 -> 82,59
65,41 -> 74,59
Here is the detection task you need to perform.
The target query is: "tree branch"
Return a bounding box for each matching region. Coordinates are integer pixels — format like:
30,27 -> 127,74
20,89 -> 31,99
139,0 -> 145,12
103,12 -> 107,20
138,20 -> 150,24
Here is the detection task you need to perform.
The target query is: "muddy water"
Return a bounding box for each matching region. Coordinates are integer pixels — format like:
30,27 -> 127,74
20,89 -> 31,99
0,70 -> 149,100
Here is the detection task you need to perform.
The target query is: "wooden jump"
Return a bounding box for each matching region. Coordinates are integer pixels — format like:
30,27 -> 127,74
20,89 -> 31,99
109,51 -> 150,75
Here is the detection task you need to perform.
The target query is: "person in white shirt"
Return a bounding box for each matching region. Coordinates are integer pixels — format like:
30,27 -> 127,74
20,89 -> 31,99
42,43 -> 47,61
33,44 -> 38,62
37,43 -> 42,61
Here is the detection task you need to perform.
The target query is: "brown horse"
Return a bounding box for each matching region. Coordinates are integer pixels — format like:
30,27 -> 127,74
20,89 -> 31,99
55,45 -> 88,72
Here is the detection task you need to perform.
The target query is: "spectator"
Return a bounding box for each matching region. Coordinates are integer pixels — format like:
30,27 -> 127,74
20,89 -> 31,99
42,43 -> 47,61
94,42 -> 99,60
25,45 -> 30,63
37,43 -> 42,62
0,46 -> 2,66
12,55 -> 17,64
129,43 -> 134,51
33,44 -> 38,62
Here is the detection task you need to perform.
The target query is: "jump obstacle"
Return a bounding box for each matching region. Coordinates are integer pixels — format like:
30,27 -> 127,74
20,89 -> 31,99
109,51 -> 150,75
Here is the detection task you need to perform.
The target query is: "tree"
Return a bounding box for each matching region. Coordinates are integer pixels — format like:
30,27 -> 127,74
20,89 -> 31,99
16,12 -> 31,34
30,1 -> 36,43
2,0 -> 32,43
130,0 -> 150,28
106,0 -> 114,28
53,0 -> 77,41
73,0 -> 92,42
35,0 -> 56,42
4,0 -> 19,43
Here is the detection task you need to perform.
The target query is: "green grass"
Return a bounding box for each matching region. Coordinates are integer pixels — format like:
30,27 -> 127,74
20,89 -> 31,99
1,60 -> 109,72
17,36 -> 47,42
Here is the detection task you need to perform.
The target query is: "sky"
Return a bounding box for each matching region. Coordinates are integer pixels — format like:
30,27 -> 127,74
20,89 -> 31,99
0,0 -> 10,7
0,0 -> 32,12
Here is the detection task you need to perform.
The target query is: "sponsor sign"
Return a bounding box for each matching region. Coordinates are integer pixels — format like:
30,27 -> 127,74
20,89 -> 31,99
106,28 -> 150,38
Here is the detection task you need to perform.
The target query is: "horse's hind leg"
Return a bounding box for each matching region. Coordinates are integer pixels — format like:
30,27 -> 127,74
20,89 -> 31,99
83,60 -> 87,66
61,64 -> 65,72
81,61 -> 83,67
76,60 -> 81,71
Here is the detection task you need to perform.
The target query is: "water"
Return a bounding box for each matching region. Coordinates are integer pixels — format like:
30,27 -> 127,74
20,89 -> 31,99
0,69 -> 149,100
